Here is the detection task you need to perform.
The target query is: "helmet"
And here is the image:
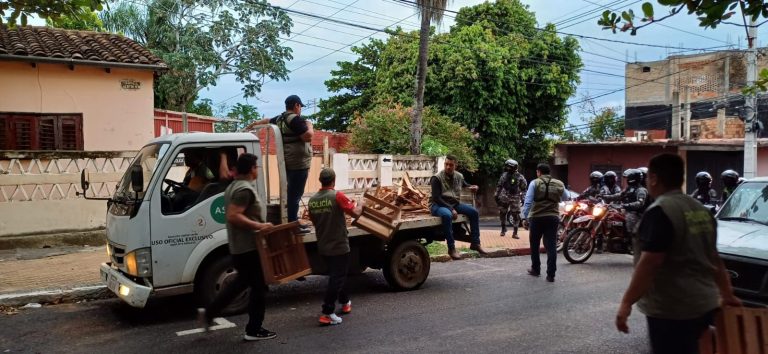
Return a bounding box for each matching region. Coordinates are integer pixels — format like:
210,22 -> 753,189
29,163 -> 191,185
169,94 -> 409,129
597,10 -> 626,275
624,168 -> 642,185
604,171 -> 617,185
638,167 -> 648,186
589,171 -> 604,185
504,159 -> 518,171
695,171 -> 713,188
738,177 -> 745,185
721,169 -> 740,188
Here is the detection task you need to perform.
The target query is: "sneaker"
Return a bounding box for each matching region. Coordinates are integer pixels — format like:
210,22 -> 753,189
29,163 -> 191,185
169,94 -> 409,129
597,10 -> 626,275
340,301 -> 352,314
244,328 -> 277,341
546,275 -> 555,282
196,308 -> 213,332
527,269 -> 541,277
319,313 -> 343,325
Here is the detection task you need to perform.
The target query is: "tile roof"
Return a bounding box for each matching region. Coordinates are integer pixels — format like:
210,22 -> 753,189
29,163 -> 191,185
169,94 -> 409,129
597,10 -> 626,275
0,26 -> 165,69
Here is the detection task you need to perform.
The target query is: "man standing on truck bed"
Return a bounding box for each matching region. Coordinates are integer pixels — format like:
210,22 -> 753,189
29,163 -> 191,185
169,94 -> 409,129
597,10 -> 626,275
308,168 -> 362,326
248,95 -> 314,233
198,153 -> 277,341
430,155 -> 486,260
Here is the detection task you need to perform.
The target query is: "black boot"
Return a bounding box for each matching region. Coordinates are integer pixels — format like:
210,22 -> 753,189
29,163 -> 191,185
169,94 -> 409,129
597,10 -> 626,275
512,226 -> 519,239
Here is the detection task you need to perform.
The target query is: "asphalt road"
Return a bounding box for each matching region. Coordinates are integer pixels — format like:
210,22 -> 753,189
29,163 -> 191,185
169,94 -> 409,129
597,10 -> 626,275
0,254 -> 648,354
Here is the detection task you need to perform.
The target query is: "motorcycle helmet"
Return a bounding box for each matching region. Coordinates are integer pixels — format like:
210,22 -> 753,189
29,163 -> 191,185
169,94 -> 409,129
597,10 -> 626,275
589,171 -> 603,186
504,159 -> 518,172
721,169 -> 739,188
638,167 -> 648,186
695,171 -> 713,190
623,168 -> 642,186
604,171 -> 617,185
738,177 -> 745,185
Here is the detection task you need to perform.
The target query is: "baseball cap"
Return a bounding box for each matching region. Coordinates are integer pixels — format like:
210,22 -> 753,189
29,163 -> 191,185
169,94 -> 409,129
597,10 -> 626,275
319,168 -> 336,184
285,95 -> 306,107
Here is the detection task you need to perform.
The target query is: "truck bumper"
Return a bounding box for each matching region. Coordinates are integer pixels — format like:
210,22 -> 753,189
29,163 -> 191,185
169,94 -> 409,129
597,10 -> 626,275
99,262 -> 152,308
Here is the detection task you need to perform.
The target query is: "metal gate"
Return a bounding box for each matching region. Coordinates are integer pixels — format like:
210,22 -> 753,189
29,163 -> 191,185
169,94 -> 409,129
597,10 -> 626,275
685,150 -> 743,195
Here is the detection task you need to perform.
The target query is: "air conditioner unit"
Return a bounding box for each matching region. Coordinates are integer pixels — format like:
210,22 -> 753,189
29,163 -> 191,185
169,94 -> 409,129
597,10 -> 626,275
634,131 -> 648,142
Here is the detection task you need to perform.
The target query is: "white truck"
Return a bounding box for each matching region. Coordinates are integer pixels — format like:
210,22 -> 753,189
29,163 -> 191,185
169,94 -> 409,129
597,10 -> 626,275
81,127 -> 472,312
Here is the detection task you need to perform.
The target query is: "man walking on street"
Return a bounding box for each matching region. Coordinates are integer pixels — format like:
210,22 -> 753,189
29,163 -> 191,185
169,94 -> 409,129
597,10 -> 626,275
522,163 -> 568,282
615,153 -> 741,354
430,155 -> 486,260
198,153 -> 277,341
247,95 -> 314,233
494,159 -> 527,238
308,168 -> 362,326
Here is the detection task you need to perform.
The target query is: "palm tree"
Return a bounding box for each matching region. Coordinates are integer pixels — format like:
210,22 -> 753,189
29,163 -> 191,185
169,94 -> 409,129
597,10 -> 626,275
410,0 -> 450,154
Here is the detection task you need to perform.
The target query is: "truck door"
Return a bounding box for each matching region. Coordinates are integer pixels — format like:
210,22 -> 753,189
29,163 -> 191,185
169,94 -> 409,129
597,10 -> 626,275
149,143 -> 249,287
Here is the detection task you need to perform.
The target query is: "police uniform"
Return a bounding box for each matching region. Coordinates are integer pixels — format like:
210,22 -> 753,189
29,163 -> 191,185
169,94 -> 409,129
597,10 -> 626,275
495,171 -> 527,235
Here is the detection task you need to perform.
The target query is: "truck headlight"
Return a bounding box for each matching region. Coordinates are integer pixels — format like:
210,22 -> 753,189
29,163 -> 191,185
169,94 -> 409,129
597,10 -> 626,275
125,247 -> 152,277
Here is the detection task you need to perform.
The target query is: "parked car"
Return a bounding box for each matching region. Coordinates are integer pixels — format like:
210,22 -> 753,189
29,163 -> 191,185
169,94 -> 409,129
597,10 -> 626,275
716,177 -> 768,307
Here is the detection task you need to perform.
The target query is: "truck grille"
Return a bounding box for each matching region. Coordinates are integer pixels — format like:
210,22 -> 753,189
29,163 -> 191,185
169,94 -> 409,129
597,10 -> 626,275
109,243 -> 126,267
722,258 -> 767,293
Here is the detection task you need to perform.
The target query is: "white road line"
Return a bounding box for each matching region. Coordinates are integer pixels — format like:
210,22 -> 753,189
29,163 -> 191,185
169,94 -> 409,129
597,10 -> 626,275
176,317 -> 236,336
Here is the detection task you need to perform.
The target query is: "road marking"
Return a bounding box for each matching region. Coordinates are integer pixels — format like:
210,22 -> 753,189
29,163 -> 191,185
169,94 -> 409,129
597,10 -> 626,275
176,317 -> 236,336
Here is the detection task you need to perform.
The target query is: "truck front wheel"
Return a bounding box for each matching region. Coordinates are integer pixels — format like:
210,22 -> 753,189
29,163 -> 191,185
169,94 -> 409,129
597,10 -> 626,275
383,240 -> 430,291
195,255 -> 249,315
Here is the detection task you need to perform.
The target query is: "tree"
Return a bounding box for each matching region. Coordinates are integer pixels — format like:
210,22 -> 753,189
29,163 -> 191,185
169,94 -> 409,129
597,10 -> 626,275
578,97 -> 625,141
46,8 -> 103,31
348,103 -> 478,171
217,103 -> 261,133
1,0 -> 104,26
101,0 -> 293,128
409,0 -> 451,154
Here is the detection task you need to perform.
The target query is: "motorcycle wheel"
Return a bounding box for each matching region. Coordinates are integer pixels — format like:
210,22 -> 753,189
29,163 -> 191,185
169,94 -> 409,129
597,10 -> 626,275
563,228 -> 595,264
556,223 -> 566,253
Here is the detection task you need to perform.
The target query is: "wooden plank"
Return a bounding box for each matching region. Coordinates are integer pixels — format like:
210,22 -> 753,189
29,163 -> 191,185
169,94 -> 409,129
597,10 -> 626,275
760,309 -> 768,354
744,308 -> 759,354
724,307 -> 746,354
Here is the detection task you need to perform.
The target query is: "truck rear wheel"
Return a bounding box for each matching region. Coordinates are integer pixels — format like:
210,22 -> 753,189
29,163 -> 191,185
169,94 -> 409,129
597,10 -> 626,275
383,240 -> 430,291
195,255 -> 249,315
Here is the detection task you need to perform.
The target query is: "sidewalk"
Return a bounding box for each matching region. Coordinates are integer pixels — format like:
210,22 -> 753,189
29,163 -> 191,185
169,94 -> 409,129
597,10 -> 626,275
0,225 -> 538,307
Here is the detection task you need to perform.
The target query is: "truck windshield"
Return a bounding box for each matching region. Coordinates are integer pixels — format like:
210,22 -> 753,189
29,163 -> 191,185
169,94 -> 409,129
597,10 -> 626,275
718,182 -> 768,225
115,143 -> 169,200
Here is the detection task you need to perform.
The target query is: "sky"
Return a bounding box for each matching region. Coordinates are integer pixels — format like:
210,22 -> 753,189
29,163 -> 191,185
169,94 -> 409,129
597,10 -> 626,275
96,1 -> 768,129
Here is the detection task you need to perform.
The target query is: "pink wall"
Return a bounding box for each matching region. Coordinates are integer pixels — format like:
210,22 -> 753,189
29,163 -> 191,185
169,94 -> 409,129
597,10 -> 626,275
758,148 -> 768,177
0,61 -> 154,151
564,145 -> 677,191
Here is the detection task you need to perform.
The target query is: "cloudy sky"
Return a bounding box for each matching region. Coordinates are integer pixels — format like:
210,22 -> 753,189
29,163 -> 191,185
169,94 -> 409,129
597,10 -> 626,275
197,0 -> 757,128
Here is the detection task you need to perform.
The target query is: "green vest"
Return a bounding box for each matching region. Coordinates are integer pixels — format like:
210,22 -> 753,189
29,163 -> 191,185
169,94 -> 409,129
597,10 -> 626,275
636,191 -> 720,320
224,179 -> 264,255
530,175 -> 564,218
430,170 -> 464,207
276,112 -> 312,170
308,189 -> 350,256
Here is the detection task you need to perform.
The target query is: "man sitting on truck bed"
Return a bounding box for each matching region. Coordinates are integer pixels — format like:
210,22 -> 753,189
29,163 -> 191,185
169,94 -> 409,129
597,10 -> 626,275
430,155 -> 487,260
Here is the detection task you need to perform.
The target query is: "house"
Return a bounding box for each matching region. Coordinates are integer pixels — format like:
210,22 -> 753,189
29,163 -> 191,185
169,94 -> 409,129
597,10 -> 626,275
0,26 -> 166,151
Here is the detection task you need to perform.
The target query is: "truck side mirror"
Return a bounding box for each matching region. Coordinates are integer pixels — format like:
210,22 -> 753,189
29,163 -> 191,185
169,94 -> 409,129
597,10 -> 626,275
80,169 -> 90,192
130,165 -> 144,193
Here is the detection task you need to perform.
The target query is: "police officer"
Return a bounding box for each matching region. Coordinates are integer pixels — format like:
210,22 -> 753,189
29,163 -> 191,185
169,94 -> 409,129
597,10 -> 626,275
719,170 -> 740,205
691,171 -> 717,205
577,171 -> 603,201
621,169 -> 650,239
494,159 -> 527,238
601,171 -> 622,198
638,167 -> 648,188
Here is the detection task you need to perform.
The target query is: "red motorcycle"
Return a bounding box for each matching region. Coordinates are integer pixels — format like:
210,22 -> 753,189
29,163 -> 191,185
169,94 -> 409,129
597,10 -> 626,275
563,202 -> 630,264
556,200 -> 592,252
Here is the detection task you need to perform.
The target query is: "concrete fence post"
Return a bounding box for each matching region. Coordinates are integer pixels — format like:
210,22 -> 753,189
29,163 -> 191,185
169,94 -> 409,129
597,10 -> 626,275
378,154 -> 393,186
436,156 -> 446,173
332,153 -> 349,190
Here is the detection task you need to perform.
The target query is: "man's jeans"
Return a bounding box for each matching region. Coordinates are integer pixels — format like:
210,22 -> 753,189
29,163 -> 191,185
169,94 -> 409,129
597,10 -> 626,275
286,168 -> 309,223
322,253 -> 350,315
430,203 -> 481,249
529,215 -> 559,277
646,309 -> 717,354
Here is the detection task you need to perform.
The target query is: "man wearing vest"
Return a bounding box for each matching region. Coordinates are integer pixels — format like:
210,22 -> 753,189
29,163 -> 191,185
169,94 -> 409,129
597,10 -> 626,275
522,163 -> 568,282
249,95 -> 314,233
615,153 -> 741,354
430,155 -> 486,260
308,168 -> 362,326
198,153 -> 277,341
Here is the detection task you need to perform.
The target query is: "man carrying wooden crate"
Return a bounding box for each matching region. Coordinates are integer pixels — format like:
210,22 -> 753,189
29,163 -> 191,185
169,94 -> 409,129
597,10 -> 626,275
430,155 -> 486,260
197,153 -> 277,341
615,153 -> 742,354
308,168 -> 362,326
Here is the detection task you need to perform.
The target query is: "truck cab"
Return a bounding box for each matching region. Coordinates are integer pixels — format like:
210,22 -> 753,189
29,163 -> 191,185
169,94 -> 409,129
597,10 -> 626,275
83,129 -> 470,312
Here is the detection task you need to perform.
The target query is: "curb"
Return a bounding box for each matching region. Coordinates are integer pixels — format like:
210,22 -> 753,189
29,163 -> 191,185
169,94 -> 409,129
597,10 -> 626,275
0,230 -> 106,250
0,284 -> 113,307
429,247 -> 546,263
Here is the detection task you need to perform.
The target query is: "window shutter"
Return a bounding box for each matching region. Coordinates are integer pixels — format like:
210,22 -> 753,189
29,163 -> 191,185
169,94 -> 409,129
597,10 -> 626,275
0,115 -> 8,150
58,115 -> 83,150
39,116 -> 56,150
10,116 -> 36,150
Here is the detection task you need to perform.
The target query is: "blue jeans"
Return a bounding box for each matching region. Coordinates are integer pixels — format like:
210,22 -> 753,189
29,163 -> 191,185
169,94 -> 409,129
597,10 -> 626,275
430,203 -> 481,249
529,215 -> 559,277
286,168 -> 309,223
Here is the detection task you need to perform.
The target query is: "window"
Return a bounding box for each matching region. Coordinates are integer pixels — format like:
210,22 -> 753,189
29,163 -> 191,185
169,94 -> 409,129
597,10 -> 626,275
0,113 -> 83,150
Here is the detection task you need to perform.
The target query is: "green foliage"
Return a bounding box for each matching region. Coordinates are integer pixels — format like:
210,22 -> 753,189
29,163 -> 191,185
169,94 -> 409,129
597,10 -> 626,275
101,0 -> 293,113
326,0 -> 581,174
187,98 -> 213,117
216,103 -> 261,133
562,99 -> 625,142
1,0 -> 104,27
421,137 -> 449,156
348,104 -> 477,171
46,8 -> 103,31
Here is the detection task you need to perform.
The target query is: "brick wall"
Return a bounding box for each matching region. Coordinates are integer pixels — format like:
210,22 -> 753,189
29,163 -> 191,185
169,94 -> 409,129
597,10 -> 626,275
690,117 -> 744,139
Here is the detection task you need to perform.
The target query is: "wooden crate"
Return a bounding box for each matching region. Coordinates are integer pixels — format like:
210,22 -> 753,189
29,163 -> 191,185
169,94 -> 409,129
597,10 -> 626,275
352,193 -> 402,241
254,221 -> 312,285
700,306 -> 768,354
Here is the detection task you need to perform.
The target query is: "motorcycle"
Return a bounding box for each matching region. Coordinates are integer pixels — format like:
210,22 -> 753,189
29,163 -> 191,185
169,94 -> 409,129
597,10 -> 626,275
563,202 -> 631,264
556,200 -> 592,252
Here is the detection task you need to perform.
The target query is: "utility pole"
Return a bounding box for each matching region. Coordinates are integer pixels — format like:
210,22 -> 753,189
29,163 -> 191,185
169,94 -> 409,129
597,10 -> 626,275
744,19 -> 758,179
684,86 -> 691,140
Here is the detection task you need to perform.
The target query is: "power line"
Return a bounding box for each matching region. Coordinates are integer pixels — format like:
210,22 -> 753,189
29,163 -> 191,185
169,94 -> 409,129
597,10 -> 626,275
559,0 -> 642,30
